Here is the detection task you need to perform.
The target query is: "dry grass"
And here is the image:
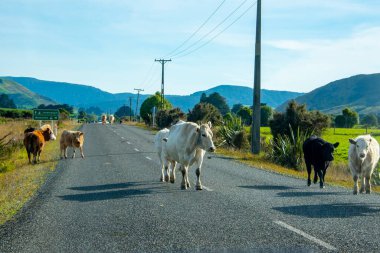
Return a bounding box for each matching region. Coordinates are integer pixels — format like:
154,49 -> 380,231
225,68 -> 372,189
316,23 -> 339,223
0,120 -> 80,225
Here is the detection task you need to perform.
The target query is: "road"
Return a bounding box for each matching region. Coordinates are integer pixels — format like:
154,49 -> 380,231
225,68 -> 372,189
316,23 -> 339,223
1,124 -> 380,252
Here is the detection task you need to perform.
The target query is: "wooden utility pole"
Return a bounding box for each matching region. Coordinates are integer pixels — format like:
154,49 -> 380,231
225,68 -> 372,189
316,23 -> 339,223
251,0 -> 261,154
129,97 -> 133,121
155,59 -> 171,109
134,89 -> 144,120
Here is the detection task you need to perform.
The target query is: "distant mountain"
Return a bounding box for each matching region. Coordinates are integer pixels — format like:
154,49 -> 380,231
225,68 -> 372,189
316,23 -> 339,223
2,76 -> 302,113
0,78 -> 56,108
276,74 -> 380,115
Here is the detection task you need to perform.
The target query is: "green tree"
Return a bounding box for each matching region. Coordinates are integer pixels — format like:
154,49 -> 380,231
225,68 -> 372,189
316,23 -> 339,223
237,106 -> 252,126
86,106 -> 102,115
114,105 -> 134,118
187,103 -> 223,125
200,93 -> 207,103
334,115 -> 345,128
261,105 -> 273,127
140,92 -> 172,125
156,107 -> 186,129
269,100 -> 330,139
231,103 -> 243,114
0,94 -> 16,108
361,114 -> 378,127
201,92 -> 230,115
342,108 -> 359,128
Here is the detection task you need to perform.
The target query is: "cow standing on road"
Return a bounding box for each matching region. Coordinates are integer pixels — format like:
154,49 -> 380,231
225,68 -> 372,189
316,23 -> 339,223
348,135 -> 379,194
303,136 -> 339,188
60,130 -> 85,159
161,121 -> 215,190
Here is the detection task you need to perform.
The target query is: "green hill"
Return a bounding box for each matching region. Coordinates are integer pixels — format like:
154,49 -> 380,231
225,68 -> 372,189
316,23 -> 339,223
276,74 -> 380,115
0,78 -> 56,108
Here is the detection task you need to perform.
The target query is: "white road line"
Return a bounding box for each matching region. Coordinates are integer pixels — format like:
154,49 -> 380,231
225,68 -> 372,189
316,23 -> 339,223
274,220 -> 337,251
134,148 -> 140,152
145,156 -> 152,160
121,137 -> 125,139
127,141 -> 131,144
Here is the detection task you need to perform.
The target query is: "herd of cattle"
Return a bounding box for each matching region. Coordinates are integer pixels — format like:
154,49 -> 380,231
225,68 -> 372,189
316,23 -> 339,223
21,121 -> 380,195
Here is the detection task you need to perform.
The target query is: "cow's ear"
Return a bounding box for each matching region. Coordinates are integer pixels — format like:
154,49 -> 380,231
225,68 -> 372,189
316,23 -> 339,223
333,142 -> 339,148
208,121 -> 212,128
79,132 -> 84,136
349,139 -> 356,145
196,128 -> 200,132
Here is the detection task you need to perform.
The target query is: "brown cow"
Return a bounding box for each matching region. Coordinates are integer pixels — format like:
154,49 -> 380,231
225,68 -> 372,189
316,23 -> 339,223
101,115 -> 107,125
23,124 -> 56,164
60,130 -> 85,159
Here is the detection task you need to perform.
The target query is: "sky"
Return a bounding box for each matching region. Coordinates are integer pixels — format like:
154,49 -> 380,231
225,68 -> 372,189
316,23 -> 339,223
1,0 -> 380,95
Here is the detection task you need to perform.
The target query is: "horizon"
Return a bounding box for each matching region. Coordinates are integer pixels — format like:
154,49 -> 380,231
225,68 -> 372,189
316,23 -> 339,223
1,1 -> 380,95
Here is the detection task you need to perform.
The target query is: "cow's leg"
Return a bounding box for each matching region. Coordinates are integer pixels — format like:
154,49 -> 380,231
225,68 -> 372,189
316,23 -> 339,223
306,162 -> 312,186
158,152 -> 165,182
313,168 -> 318,184
80,146 -> 84,158
353,174 -> 359,195
359,173 -> 365,194
365,172 -> 372,194
37,150 -> 42,163
195,160 -> 204,191
317,169 -> 324,188
64,146 -> 68,159
181,166 -> 189,189
33,151 -> 38,164
72,148 -> 76,159
60,143 -> 64,159
27,150 -> 31,164
170,162 -> 176,184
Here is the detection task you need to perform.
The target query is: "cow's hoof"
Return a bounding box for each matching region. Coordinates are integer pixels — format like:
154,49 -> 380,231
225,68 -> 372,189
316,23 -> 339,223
196,185 -> 203,191
186,182 -> 190,188
181,184 -> 187,190
160,176 -> 164,182
359,188 -> 365,194
170,178 -> 175,184
353,190 -> 358,195
366,190 -> 371,194
307,182 -> 311,187
320,185 -> 325,189
164,175 -> 170,182
313,180 -> 318,184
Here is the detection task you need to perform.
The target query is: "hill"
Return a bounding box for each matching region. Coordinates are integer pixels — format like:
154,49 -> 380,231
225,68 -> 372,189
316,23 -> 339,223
276,74 -> 380,115
0,78 -> 56,108
2,76 -> 302,113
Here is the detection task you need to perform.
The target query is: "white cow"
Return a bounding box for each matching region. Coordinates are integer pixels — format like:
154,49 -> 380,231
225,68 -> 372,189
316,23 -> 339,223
162,121 -> 215,190
348,135 -> 380,194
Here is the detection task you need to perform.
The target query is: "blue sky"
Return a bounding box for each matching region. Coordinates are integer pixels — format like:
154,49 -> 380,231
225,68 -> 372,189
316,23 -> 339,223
1,0 -> 380,95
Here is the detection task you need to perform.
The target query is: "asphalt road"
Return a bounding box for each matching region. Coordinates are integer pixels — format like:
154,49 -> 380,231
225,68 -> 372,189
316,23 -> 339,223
1,123 -> 380,253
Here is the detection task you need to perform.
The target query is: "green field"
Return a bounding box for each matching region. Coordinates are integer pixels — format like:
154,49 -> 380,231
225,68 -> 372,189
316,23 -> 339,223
259,127 -> 380,163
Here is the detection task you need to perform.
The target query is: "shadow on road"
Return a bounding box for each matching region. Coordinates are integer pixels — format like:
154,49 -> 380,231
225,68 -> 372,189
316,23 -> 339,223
68,181 -> 160,191
276,191 -> 346,198
238,185 -> 296,191
273,203 -> 380,218
59,181 -> 170,202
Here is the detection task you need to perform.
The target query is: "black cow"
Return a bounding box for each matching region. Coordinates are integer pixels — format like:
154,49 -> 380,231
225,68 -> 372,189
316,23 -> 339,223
303,136 -> 339,188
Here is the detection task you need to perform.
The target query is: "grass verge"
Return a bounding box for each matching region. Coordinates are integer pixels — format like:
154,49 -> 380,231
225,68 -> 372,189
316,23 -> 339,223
0,120 -> 80,225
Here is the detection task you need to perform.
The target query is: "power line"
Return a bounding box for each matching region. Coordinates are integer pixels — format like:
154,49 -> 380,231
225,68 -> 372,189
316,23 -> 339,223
163,0 -> 227,58
168,0 -> 249,58
173,1 -> 257,59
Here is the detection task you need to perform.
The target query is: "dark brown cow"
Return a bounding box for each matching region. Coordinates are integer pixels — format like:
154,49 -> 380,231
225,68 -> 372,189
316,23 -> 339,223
23,124 -> 56,164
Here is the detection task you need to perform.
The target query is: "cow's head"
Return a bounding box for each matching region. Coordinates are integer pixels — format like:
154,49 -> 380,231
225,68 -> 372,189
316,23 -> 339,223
73,132 -> 84,147
197,121 -> 216,152
41,124 -> 56,141
349,137 -> 371,160
322,141 -> 339,161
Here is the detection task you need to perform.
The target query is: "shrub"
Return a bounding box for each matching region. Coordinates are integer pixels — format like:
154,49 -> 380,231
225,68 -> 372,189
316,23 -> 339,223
140,92 -> 172,125
232,130 -> 250,150
266,125 -> 310,170
156,107 -> 186,129
0,132 -> 23,172
187,103 -> 223,126
217,115 -> 244,148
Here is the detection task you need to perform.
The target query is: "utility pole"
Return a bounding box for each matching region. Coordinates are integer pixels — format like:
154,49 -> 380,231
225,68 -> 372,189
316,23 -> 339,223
251,0 -> 261,154
155,59 -> 171,109
134,88 -> 144,120
129,97 -> 133,121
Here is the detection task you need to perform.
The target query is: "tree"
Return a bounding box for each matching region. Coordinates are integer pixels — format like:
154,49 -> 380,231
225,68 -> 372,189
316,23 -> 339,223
361,114 -> 378,127
261,105 -> 273,126
0,94 -> 16,108
237,106 -> 252,125
200,93 -> 207,103
156,107 -> 186,128
231,104 -> 243,114
187,103 -> 223,125
269,100 -> 330,139
86,106 -> 102,115
38,104 -> 74,114
334,115 -> 346,128
335,108 -> 359,128
200,92 -> 230,115
114,105 -> 134,118
140,92 -> 172,125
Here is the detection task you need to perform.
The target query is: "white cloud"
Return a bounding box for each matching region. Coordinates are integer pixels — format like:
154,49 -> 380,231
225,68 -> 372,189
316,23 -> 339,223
264,26 -> 380,92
